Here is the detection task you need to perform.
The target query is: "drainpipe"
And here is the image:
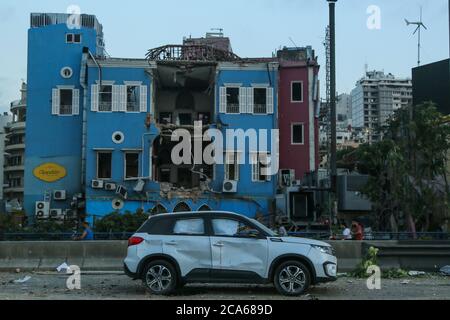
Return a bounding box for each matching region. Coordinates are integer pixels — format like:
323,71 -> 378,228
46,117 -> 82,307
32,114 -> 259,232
80,47 -> 102,189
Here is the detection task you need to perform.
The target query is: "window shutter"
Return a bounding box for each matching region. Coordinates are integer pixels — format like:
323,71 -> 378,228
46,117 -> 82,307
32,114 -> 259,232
267,87 -> 274,114
219,87 -> 227,113
251,153 -> 258,182
91,84 -> 99,112
52,89 -> 60,115
72,89 -> 80,115
239,87 -> 246,114
140,85 -> 147,113
247,87 -> 254,114
112,85 -> 120,112
119,85 -> 127,112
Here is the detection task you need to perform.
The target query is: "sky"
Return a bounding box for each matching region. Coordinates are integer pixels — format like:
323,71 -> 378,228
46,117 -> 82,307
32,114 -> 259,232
0,0 -> 449,113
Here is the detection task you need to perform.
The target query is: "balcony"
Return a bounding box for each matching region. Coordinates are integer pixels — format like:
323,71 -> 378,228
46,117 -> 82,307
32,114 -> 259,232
4,165 -> 25,173
7,122 -> 26,131
5,143 -> 25,152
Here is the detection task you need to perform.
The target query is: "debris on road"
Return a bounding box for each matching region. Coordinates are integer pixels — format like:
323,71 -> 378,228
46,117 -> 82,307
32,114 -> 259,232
13,276 -> 31,284
408,271 -> 426,277
401,280 -> 411,285
56,263 -> 70,273
440,266 -> 450,276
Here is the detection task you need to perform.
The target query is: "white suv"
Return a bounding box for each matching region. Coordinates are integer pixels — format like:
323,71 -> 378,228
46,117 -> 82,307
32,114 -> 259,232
124,211 -> 337,296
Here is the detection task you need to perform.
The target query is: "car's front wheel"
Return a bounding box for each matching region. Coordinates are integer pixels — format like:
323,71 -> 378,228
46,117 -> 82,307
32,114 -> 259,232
274,261 -> 311,296
142,260 -> 177,295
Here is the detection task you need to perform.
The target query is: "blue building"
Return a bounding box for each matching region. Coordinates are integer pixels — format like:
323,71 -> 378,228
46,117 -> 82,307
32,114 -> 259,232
24,13 -> 279,222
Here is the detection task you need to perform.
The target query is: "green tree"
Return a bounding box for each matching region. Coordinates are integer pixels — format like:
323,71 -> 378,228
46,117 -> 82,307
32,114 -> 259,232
357,102 -> 450,233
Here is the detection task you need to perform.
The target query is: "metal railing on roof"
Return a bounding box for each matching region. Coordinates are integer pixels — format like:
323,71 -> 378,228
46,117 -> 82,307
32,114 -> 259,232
146,44 -> 242,63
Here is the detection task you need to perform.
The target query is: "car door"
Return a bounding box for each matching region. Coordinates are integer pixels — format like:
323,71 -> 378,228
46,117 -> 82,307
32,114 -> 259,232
209,217 -> 269,280
161,216 -> 212,279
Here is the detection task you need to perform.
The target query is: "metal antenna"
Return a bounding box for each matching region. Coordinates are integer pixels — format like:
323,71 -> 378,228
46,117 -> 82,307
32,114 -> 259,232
405,6 -> 427,66
289,37 -> 300,50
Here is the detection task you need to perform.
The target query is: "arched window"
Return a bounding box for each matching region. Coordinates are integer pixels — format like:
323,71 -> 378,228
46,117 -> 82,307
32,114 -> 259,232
198,205 -> 211,212
150,204 -> 168,215
173,202 -> 191,213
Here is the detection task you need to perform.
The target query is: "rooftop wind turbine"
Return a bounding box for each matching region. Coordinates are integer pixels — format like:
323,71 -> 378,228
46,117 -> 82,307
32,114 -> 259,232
405,7 -> 428,66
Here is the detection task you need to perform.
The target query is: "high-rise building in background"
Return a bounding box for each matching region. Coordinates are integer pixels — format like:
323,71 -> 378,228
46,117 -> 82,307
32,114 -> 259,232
351,71 -> 412,144
4,82 -> 27,205
0,112 -> 13,201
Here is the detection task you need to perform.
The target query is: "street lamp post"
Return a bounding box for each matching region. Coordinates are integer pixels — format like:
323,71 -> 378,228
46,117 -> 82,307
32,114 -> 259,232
328,0 -> 338,194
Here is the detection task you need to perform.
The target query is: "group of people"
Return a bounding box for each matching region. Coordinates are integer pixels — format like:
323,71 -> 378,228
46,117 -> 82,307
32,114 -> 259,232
339,221 -> 364,241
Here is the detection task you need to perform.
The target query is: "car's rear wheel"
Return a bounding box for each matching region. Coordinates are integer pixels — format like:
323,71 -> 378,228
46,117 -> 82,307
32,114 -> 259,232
274,261 -> 311,296
142,260 -> 177,295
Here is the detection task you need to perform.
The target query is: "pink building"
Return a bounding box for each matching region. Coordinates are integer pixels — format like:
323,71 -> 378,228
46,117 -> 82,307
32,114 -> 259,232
277,47 -> 320,182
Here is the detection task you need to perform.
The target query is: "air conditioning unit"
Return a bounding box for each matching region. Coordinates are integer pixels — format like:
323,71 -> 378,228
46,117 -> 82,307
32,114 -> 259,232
53,190 -> 67,201
92,180 -> 104,189
49,208 -> 63,220
35,201 -> 50,219
223,180 -> 238,193
280,169 -> 295,187
104,183 -> 117,191
116,185 -> 128,199
64,209 -> 76,219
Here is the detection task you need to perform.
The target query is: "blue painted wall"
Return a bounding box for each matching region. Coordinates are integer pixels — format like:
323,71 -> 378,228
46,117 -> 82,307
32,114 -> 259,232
24,22 -> 99,215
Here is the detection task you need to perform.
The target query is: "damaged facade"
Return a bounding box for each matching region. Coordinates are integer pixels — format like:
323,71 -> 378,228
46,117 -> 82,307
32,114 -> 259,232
24,13 -> 320,223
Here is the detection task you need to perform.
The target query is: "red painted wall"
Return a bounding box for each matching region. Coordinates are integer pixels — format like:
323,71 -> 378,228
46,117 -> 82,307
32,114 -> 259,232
278,62 -> 319,180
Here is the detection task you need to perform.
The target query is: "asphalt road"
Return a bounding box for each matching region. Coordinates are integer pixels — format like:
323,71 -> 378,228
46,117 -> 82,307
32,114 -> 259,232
0,272 -> 449,300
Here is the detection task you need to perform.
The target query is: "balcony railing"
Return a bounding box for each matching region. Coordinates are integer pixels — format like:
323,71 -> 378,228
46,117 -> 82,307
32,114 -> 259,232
59,105 -> 73,115
253,104 -> 267,114
226,104 -> 240,114
99,102 -> 112,112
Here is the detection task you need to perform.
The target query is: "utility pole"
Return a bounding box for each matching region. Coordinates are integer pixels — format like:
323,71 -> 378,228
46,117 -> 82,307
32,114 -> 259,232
328,0 -> 338,194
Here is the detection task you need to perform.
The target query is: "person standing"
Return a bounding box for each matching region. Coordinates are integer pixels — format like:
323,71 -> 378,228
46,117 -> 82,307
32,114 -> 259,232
342,223 -> 352,240
351,220 -> 364,240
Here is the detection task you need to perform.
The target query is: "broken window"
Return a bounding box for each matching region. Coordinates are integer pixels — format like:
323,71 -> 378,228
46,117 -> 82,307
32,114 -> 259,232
177,168 -> 193,188
159,168 -> 171,183
178,113 -> 193,126
97,152 -> 112,179
125,152 -> 139,179
291,82 -> 303,102
254,88 -> 267,114
159,112 -> 173,125
59,89 -> 73,115
252,153 -> 271,182
99,85 -> 112,112
225,152 -> 239,181
292,124 -> 304,144
226,87 -> 240,114
197,112 -> 211,124
126,86 -> 140,112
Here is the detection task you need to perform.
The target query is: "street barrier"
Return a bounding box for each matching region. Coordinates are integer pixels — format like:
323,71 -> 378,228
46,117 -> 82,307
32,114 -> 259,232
0,240 -> 448,272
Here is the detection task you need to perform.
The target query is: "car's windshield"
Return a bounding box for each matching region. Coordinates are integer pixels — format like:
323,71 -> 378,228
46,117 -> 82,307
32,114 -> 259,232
250,219 -> 276,237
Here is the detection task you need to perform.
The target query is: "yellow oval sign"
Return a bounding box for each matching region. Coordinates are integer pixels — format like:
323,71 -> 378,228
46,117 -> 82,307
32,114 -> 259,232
33,163 -> 67,183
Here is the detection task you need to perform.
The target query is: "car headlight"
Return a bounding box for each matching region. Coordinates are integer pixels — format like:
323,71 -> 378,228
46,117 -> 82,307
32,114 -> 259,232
312,245 -> 334,256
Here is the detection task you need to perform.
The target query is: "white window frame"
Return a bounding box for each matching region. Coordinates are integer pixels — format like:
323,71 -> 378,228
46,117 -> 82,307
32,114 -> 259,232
291,81 -> 304,103
252,87 -> 268,115
98,84 -> 114,113
224,152 -> 241,181
125,84 -> 141,113
124,151 -> 140,181
53,86 -> 79,116
96,151 -> 113,180
251,152 -> 272,182
225,87 -> 241,115
291,123 -> 305,145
